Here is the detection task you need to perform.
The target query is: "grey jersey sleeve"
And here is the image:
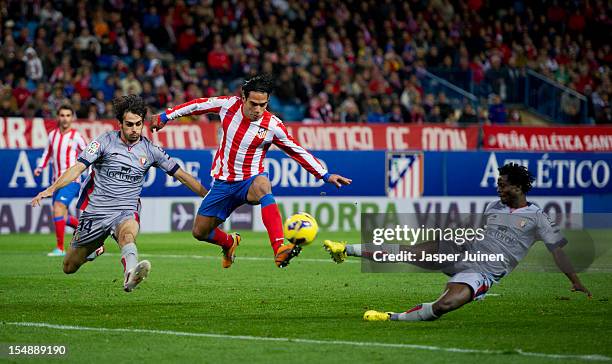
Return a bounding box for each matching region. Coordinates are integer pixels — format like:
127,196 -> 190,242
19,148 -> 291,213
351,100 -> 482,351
78,133 -> 111,167
536,210 -> 567,251
151,144 -> 179,176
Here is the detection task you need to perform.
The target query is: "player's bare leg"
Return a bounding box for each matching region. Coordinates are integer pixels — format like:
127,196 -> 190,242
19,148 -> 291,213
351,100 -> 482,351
115,219 -> 150,292
365,282 -> 473,321
430,283 -> 472,317
192,215 -> 240,268
50,201 -> 69,256
331,241 -> 473,321
63,244 -> 99,274
247,175 -> 300,267
49,201 -> 79,256
192,215 -> 224,241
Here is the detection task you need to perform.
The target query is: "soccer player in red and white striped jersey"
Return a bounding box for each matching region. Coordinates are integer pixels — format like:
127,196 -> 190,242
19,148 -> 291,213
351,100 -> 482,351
150,74 -> 351,268
34,105 -> 87,256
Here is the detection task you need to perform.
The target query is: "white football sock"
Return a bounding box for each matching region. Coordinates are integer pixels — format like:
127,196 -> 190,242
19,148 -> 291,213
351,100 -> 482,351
121,243 -> 138,277
391,302 -> 438,321
346,244 -> 362,256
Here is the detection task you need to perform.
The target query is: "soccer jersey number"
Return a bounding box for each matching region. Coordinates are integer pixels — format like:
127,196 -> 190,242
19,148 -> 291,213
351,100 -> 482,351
78,219 -> 93,234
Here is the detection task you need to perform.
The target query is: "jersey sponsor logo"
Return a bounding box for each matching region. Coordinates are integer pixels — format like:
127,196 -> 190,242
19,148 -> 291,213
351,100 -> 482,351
86,141 -> 100,154
106,166 -> 143,183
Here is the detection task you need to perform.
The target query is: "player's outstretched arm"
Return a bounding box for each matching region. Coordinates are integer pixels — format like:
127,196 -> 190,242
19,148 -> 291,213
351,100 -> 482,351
325,173 -> 352,188
173,168 -> 208,197
149,97 -> 231,132
31,162 -> 87,207
271,119 -> 352,188
551,246 -> 592,298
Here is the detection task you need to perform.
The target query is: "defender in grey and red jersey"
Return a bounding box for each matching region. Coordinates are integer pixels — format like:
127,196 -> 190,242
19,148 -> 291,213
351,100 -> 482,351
150,74 -> 352,269
324,163 -> 591,322
32,95 -> 207,293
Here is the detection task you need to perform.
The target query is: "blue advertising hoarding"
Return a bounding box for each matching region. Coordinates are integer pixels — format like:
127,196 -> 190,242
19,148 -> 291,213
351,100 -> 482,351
2,149 -> 610,199
0,149 -> 385,198
424,151 -> 612,196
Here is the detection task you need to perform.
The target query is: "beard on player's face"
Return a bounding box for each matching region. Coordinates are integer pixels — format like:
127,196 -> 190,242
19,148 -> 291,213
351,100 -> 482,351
58,113 -> 73,131
122,126 -> 142,141
120,112 -> 144,143
59,119 -> 70,130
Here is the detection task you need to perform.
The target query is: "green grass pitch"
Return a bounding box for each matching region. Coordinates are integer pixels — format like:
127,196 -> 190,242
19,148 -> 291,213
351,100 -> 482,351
1,231 -> 611,363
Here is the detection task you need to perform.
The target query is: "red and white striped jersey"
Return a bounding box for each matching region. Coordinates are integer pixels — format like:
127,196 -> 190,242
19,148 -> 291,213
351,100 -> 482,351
164,96 -> 328,182
38,128 -> 87,182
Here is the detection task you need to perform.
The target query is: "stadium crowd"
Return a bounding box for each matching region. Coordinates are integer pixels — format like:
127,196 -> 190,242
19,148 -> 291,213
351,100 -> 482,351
0,0 -> 610,124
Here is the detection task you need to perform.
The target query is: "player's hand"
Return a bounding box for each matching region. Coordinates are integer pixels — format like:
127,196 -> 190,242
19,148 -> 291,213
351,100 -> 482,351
327,174 -> 352,188
31,190 -> 53,207
34,167 -> 42,176
571,282 -> 592,298
149,114 -> 165,132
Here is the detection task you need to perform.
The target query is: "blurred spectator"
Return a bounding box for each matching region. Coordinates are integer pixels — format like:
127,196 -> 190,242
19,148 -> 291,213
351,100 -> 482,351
47,85 -> 68,113
120,72 -> 143,96
387,105 -> 405,123
509,109 -> 522,123
366,98 -> 387,123
437,93 -> 454,122
12,78 -> 31,109
207,37 -> 231,79
410,105 -> 426,124
429,106 -> 443,123
23,48 -> 43,82
560,86 -> 581,123
0,0 -> 608,126
338,97 -> 361,123
0,86 -> 18,115
458,103 -> 478,124
308,93 -> 333,122
488,94 -> 507,124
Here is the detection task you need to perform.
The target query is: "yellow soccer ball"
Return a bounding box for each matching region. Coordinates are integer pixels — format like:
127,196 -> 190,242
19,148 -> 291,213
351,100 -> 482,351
283,212 -> 319,245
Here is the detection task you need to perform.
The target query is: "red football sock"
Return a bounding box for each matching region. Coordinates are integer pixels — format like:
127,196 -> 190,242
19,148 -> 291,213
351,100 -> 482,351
53,216 -> 65,251
261,203 -> 284,254
66,215 -> 79,228
207,228 -> 233,249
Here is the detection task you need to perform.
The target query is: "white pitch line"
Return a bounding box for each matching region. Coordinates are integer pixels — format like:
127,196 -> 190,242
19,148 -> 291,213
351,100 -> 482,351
5,322 -> 610,362
102,254 -> 612,272
106,253 -> 360,264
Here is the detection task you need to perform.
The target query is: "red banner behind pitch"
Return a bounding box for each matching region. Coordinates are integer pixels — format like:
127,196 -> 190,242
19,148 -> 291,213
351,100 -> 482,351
482,125 -> 612,152
284,124 -> 479,150
0,117 -> 218,149
1,118 -> 479,151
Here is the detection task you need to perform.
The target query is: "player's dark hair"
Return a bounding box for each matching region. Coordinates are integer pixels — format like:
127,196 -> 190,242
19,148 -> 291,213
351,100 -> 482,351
242,73 -> 275,98
498,163 -> 535,193
112,94 -> 147,123
57,104 -> 74,116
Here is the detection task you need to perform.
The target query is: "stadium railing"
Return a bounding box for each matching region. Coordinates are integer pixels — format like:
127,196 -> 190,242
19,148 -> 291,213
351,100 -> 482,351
418,69 -> 479,112
524,69 -> 589,124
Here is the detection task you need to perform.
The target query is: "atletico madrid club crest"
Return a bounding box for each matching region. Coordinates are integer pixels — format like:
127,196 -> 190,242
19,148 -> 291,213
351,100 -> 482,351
257,127 -> 268,139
